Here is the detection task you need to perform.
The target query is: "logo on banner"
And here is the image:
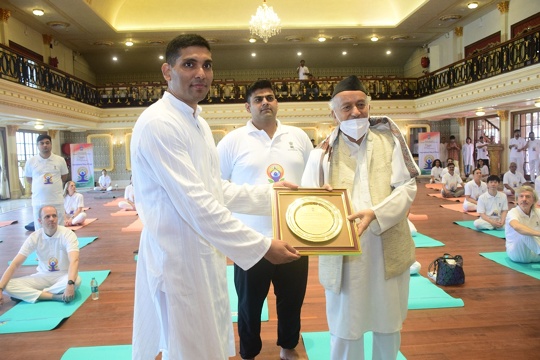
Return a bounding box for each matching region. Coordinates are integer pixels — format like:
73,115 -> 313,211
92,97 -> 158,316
77,167 -> 90,183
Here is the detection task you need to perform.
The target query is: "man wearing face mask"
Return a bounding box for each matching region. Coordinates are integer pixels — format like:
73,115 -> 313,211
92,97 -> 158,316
301,75 -> 419,360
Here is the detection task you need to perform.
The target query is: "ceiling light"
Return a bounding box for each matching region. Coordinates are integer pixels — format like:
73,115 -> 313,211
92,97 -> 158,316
249,0 -> 281,43
159,55 -> 164,60
371,36 -> 379,42
249,38 -> 257,43
33,9 -> 45,16
251,53 -> 257,57
46,21 -> 70,30
318,36 -> 326,42
342,51 -> 347,55
125,41 -> 134,47
297,52 -> 302,56
386,50 -> 392,55
535,100 -> 540,108
34,123 -> 44,130
476,110 -> 486,116
112,56 -> 118,61
467,2 -> 479,9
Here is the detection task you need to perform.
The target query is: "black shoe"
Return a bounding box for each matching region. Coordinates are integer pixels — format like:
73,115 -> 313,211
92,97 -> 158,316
24,222 -> 35,231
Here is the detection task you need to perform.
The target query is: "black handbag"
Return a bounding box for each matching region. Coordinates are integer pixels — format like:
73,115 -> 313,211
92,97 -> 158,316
427,253 -> 465,286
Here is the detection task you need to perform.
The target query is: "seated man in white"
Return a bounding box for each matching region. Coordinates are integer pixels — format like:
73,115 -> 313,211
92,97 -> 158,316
118,177 -> 136,211
94,169 -> 113,191
0,206 -> 81,305
430,159 -> 443,184
441,162 -> 464,198
505,185 -> 540,263
440,158 -> 460,178
63,181 -> 87,226
535,176 -> 540,205
474,175 -> 508,230
463,169 -> 487,212
503,162 -> 527,196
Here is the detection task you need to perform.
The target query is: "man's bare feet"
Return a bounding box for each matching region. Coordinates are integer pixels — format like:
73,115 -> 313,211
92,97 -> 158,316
280,347 -> 305,360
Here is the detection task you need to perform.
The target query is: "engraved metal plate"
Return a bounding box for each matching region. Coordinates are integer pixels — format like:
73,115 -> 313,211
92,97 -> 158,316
285,196 -> 343,242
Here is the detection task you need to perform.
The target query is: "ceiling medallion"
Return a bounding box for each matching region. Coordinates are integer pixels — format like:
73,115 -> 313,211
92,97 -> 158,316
439,14 -> 462,22
285,36 -> 303,42
249,0 -> 281,43
46,21 -> 70,30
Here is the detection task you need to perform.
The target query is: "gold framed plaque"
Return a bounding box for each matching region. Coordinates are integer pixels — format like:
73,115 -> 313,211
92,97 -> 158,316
272,188 -> 360,255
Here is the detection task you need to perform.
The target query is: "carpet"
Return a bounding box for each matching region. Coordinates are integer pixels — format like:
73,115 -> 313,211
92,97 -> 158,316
9,236 -> 99,266
440,203 -> 479,217
480,252 -> 540,280
111,210 -> 138,217
121,218 -> 143,232
0,220 -> 18,228
103,198 -> 123,207
413,233 -> 444,248
427,193 -> 465,202
67,218 -> 98,231
454,220 -> 506,239
0,270 -> 110,334
425,183 -> 443,190
408,213 -> 428,221
408,274 -> 464,309
227,265 -> 268,322
62,345 -> 131,360
302,331 -> 407,360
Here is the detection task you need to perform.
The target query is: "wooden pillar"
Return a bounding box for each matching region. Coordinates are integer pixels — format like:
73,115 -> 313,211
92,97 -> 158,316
498,110 -> 510,174
487,143 -> 504,176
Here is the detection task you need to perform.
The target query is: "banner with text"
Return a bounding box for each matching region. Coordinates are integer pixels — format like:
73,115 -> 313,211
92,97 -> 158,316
418,132 -> 440,175
70,144 -> 94,189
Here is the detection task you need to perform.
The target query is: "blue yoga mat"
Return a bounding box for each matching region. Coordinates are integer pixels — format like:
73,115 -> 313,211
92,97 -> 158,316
9,236 -> 99,266
412,232 -> 444,247
302,331 -> 406,360
0,270 -> 110,334
408,274 -> 464,309
480,252 -> 540,280
454,220 -> 506,239
62,345 -> 132,360
227,265 -> 268,322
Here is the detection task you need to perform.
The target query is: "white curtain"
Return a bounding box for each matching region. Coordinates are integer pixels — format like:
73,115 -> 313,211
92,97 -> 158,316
0,130 -> 11,199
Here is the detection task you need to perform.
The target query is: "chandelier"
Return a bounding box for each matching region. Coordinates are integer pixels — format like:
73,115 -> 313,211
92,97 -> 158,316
249,0 -> 281,43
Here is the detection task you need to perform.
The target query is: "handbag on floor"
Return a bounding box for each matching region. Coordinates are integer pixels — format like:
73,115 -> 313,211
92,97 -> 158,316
427,253 -> 465,286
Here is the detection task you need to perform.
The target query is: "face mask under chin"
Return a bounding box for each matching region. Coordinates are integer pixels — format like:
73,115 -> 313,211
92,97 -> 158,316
339,117 -> 369,141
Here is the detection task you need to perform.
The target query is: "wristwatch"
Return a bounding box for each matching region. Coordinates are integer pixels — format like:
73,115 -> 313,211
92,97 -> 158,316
67,280 -> 75,286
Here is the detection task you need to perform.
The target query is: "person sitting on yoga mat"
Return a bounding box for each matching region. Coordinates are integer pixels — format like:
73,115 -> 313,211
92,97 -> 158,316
94,169 -> 113,191
505,185 -> 540,263
463,168 -> 487,212
0,206 -> 80,305
474,175 -> 508,230
118,176 -> 136,211
63,181 -> 87,226
441,162 -> 464,198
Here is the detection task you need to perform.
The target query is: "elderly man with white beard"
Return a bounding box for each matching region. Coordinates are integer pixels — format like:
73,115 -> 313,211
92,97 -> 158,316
301,76 -> 419,360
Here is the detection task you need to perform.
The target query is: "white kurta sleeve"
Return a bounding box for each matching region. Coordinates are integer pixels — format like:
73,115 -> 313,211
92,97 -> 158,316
301,148 -> 326,187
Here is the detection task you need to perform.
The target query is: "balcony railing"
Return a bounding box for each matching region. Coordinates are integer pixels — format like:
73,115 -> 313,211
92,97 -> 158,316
0,28 -> 538,108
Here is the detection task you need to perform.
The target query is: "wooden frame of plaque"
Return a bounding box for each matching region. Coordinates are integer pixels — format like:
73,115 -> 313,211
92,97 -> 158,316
272,188 -> 361,255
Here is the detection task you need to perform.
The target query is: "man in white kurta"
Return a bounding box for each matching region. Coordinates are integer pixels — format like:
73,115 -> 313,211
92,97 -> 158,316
463,169 -> 487,211
130,34 -> 299,360
527,131 -> 540,180
476,136 -> 490,167
509,130 -> 527,174
301,76 -> 419,360
25,134 -> 69,230
217,80 -> 313,360
505,186 -> 540,263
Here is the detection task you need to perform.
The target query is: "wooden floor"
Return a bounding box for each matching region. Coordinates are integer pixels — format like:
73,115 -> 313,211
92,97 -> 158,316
0,181 -> 539,360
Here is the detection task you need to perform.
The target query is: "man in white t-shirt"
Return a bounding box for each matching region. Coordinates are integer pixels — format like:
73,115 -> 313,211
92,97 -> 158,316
0,206 -> 80,305
119,176 -> 136,211
474,175 -> 508,230
296,59 -> 310,80
94,169 -> 113,191
440,158 -> 460,179
217,80 -> 312,360
24,134 -> 69,230
503,162 -> 527,196
505,185 -> 540,263
509,129 -> 527,174
527,131 -> 540,181
441,163 -> 464,198
463,168 -> 487,211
